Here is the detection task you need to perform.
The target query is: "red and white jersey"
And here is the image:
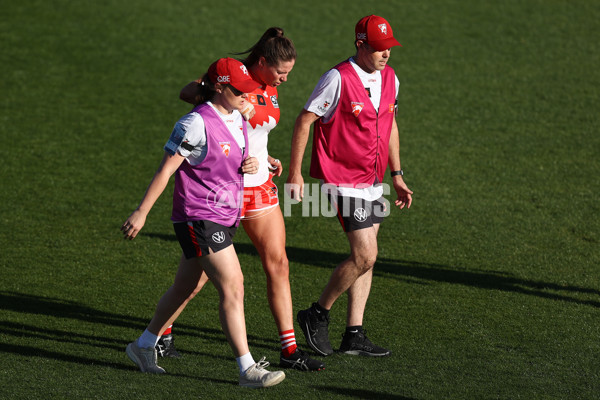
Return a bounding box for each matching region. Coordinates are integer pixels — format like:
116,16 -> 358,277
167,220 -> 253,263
244,84 -> 280,187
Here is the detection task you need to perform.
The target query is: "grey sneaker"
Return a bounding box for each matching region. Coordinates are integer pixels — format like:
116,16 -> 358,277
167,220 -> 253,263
126,341 -> 166,374
239,357 -> 285,388
297,303 -> 333,356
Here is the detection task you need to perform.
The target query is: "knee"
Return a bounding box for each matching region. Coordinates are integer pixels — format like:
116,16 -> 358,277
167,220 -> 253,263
221,273 -> 245,303
263,253 -> 290,280
352,249 -> 377,274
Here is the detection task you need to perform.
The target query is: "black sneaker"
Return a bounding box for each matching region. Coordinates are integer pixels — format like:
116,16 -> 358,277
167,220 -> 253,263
280,348 -> 326,371
297,304 -> 333,356
338,330 -> 391,357
155,334 -> 181,358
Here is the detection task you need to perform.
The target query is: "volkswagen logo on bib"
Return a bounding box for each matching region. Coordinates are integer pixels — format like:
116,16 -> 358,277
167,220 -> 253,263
212,231 -> 226,244
354,208 -> 368,222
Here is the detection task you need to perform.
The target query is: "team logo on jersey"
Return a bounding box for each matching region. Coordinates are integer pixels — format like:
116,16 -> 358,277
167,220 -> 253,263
317,101 -> 330,114
378,23 -> 388,35
389,104 -> 395,113
212,231 -> 225,243
270,95 -> 279,108
248,93 -> 267,106
351,102 -> 364,117
219,141 -> 231,157
354,208 -> 368,222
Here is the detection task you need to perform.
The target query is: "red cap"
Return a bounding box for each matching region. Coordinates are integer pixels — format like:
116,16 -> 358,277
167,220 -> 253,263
355,15 -> 402,51
207,58 -> 261,93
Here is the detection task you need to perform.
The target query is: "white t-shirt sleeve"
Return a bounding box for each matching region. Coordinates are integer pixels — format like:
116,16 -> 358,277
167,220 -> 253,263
164,112 -> 207,160
304,69 -> 341,122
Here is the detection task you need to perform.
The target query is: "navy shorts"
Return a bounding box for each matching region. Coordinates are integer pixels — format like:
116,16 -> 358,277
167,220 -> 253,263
328,194 -> 388,232
173,220 -> 237,259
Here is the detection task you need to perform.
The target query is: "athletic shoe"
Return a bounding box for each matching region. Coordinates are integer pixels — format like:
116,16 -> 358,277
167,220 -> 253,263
279,348 -> 325,371
297,303 -> 333,356
126,341 -> 166,373
239,357 -> 286,388
155,334 -> 181,358
338,330 -> 391,357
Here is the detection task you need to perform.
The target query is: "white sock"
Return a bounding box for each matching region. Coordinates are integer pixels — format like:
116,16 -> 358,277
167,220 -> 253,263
236,352 -> 255,375
137,329 -> 159,349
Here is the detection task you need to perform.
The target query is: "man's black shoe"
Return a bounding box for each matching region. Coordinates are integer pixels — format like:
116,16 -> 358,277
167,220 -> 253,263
338,330 -> 391,357
297,304 -> 333,356
155,334 -> 181,358
280,348 -> 325,371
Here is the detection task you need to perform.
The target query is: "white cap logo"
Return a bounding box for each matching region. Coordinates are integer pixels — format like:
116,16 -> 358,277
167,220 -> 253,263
240,65 -> 249,76
378,23 -> 387,35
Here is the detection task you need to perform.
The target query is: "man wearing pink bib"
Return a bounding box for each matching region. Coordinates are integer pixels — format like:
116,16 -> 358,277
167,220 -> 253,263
286,15 -> 413,357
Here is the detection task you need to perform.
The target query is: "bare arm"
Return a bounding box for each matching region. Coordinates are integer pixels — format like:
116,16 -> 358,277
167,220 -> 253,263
388,118 -> 413,209
285,109 -> 320,201
121,152 -> 186,239
180,80 -> 201,105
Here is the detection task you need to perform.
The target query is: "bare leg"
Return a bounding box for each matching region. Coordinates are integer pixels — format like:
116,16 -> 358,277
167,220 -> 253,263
318,226 -> 378,311
145,246 -> 248,357
346,224 -> 380,326
198,245 -> 249,357
146,254 -> 208,336
242,207 -> 293,332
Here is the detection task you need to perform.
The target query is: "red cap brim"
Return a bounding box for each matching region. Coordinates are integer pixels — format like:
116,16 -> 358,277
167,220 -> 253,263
369,37 -> 402,51
231,79 -> 261,93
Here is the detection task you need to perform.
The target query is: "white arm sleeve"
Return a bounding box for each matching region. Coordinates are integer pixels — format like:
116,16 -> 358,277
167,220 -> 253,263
164,112 -> 207,163
304,69 -> 342,123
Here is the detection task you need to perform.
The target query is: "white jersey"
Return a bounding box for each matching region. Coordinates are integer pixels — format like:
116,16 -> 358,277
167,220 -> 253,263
164,102 -> 245,165
304,58 -> 400,200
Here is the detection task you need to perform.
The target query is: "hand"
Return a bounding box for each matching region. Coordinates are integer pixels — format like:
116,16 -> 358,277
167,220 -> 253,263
121,209 -> 147,240
392,177 -> 413,210
285,172 -> 304,201
240,103 -> 256,121
241,156 -> 259,174
267,156 -> 283,177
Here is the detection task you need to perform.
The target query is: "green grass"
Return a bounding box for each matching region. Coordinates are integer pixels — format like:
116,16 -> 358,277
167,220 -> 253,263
1,0 -> 599,399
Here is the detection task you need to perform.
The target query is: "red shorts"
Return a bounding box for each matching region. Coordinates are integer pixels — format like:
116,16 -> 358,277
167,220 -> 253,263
241,174 -> 279,218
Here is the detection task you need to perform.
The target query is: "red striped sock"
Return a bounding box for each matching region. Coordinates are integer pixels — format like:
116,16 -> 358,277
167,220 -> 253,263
161,325 -> 173,336
279,329 -> 297,357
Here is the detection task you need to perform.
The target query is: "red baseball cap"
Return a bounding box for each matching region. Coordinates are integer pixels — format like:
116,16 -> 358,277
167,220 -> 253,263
207,57 -> 261,93
355,15 -> 402,51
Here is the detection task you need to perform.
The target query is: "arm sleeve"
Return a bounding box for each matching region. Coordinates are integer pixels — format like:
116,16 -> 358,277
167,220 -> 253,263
164,112 -> 207,158
304,69 -> 342,123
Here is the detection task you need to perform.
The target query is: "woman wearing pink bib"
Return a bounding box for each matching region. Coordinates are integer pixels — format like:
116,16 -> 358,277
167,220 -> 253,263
121,58 -> 285,388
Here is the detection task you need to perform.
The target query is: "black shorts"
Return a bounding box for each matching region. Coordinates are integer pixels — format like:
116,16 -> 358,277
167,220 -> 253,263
328,194 -> 388,232
173,220 -> 237,259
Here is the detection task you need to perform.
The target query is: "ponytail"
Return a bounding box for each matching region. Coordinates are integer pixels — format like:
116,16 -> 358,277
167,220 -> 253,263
235,27 -> 296,67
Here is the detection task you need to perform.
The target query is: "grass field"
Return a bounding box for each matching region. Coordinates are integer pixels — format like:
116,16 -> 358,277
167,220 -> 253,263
1,0 -> 599,399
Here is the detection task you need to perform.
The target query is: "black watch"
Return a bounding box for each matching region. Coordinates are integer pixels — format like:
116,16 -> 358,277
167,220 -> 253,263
390,169 -> 404,177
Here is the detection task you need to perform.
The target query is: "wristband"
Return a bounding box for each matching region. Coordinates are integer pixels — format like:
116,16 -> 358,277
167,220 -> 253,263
390,170 -> 404,177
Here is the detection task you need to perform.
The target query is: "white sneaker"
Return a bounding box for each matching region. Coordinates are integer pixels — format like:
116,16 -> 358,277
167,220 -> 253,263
126,341 -> 166,374
239,357 -> 285,388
